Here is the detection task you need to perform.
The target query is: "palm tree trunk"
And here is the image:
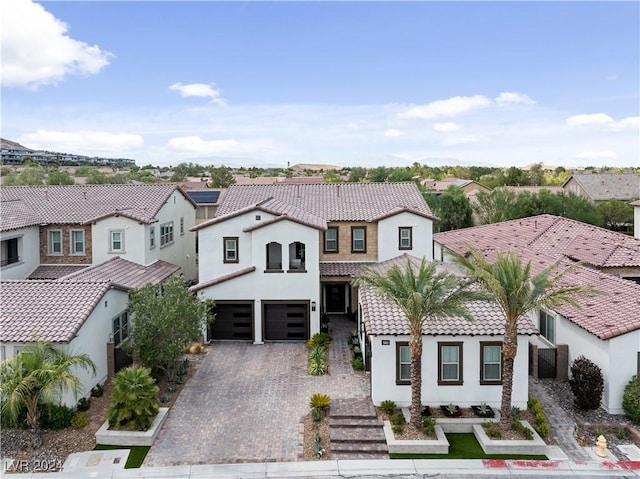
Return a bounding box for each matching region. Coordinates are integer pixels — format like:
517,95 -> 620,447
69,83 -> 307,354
499,321 -> 519,429
409,329 -> 423,429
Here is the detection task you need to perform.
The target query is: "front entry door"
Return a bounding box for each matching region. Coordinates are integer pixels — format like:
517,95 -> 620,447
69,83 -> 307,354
325,284 -> 346,313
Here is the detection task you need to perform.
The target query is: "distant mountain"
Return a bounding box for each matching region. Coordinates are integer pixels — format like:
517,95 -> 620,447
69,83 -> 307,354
1,138 -> 30,151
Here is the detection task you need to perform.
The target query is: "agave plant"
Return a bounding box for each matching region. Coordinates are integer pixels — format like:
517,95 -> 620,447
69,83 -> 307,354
108,365 -> 159,431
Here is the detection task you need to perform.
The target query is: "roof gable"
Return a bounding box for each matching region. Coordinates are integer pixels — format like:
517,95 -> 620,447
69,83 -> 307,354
564,174 -> 640,201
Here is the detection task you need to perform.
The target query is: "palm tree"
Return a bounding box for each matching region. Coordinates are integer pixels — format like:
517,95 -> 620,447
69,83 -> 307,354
453,248 -> 598,429
355,257 -> 483,428
0,341 -> 96,446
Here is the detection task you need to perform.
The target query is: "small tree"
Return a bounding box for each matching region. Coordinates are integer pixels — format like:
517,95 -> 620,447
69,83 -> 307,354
622,375 -> 640,424
0,342 -> 96,446
569,356 -> 604,411
125,276 -> 212,380
108,365 -> 159,430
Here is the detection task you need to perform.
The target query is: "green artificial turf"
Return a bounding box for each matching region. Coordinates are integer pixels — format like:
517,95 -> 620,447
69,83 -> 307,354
93,445 -> 150,468
390,433 -> 548,460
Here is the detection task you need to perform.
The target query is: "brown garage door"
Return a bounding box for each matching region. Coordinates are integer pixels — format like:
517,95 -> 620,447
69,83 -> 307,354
264,302 -> 308,341
209,302 -> 253,340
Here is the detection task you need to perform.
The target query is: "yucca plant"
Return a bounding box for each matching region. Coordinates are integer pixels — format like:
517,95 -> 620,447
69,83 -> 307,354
309,393 -> 331,410
108,365 -> 159,431
309,345 -> 325,363
307,357 -> 326,376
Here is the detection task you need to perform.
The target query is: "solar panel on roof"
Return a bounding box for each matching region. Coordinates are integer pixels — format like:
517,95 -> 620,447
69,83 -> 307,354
186,190 -> 220,204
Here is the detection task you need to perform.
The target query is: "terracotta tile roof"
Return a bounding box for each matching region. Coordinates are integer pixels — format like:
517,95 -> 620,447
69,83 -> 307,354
193,197 -> 327,232
320,261 -> 376,277
436,214 -> 640,268
0,280 -> 113,342
564,173 -> 640,201
189,267 -> 256,293
0,184 -> 192,230
216,183 -> 435,222
434,222 -> 640,340
28,265 -> 89,280
360,255 -> 537,336
58,257 -> 180,290
632,200 -> 640,206
0,199 -> 43,232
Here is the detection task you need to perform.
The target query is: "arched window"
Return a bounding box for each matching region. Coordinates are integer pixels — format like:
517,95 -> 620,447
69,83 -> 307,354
266,242 -> 282,270
288,242 -> 306,271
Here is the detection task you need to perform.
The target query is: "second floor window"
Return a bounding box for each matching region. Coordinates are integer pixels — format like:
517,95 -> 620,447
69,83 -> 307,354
399,227 -> 413,250
224,237 -> 238,263
110,230 -> 124,253
48,230 -> 62,255
70,230 -> 85,255
150,226 -> 155,249
266,242 -> 282,270
160,222 -> 174,247
1,238 -> 20,267
324,227 -> 338,253
351,227 -> 366,253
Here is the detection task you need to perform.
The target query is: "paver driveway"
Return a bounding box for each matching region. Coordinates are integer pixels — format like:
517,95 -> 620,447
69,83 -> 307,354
144,317 -> 369,466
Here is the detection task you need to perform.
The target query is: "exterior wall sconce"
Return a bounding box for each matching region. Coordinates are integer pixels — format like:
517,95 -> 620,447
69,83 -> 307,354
382,340 -> 390,345
311,301 -> 316,311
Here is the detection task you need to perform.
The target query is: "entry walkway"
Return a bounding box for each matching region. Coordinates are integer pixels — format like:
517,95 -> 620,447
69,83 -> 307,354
144,315 -> 369,466
528,377 -> 590,461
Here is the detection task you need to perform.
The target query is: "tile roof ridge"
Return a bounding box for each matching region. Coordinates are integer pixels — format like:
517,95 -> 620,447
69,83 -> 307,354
524,214 -> 561,247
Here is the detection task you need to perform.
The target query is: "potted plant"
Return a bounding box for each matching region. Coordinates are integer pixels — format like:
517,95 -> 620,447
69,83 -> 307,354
471,402 -> 495,418
440,403 -> 462,418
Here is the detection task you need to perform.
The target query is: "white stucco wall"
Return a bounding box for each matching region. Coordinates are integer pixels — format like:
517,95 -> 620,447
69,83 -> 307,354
92,216 -> 145,266
634,204 -> 640,239
0,288 -> 128,407
369,334 -> 531,410
378,212 -> 434,262
0,226 -> 40,280
557,314 -> 639,414
196,211 -> 322,342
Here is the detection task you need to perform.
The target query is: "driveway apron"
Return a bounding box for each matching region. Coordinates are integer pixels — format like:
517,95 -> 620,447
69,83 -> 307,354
144,316 -> 368,466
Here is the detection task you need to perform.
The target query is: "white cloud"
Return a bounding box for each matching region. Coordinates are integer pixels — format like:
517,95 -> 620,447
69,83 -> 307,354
1,0 -> 112,88
575,150 -> 618,160
606,75 -> 619,81
167,136 -> 239,154
169,82 -> 225,105
384,128 -> 405,137
495,92 -> 535,106
566,113 -> 614,127
398,95 -> 490,119
19,130 -> 143,153
610,116 -> 640,131
441,135 -> 481,146
433,122 -> 461,132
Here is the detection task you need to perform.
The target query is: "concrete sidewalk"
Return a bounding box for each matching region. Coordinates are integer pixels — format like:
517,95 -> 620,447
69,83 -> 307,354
5,458 -> 640,478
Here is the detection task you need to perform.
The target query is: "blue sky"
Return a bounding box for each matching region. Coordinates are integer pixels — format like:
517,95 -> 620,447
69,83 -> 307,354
2,0 -> 639,169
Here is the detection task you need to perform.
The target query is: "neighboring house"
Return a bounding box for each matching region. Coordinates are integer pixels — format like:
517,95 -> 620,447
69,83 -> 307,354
181,186 -> 227,225
633,200 -> 640,239
190,183 -> 436,343
434,219 -> 640,414
562,173 -> 640,203
0,184 -> 197,281
421,178 -> 492,197
358,255 -> 536,409
434,214 -> 640,283
0,257 -> 180,406
500,186 -> 563,195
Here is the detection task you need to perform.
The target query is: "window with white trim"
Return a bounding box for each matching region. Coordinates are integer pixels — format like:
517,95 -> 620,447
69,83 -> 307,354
324,227 -> 338,253
48,230 -> 62,255
539,310 -> 555,343
70,229 -> 85,255
160,221 -> 174,247
352,227 -> 366,253
109,230 -> 124,253
399,227 -> 413,250
224,237 -> 238,263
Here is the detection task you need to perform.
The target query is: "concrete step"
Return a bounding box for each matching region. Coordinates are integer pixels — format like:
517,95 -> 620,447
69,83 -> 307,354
330,426 -> 386,443
330,398 -> 377,419
330,442 -> 389,454
329,417 -> 383,428
332,452 -> 390,460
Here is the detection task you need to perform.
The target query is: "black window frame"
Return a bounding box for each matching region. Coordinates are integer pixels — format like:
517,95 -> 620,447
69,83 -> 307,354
223,237 -> 239,263
398,226 -> 413,250
438,341 -> 463,385
396,341 -> 411,385
351,226 -> 367,253
324,227 -> 339,253
480,341 -> 503,385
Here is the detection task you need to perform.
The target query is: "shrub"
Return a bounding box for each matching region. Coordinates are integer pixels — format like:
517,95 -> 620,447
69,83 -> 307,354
76,397 -> 91,412
309,393 -> 331,411
484,426 -> 502,439
0,402 -> 27,429
569,356 -> 604,411
311,407 -> 323,422
108,365 -> 159,431
536,421 -> 551,438
422,416 -> 436,436
511,420 -> 534,440
71,412 -> 87,429
391,424 -> 403,435
380,400 -> 397,416
623,375 -> 640,423
308,357 -> 326,375
91,383 -> 104,398
40,404 -> 75,430
309,345 -> 325,363
390,411 -> 406,426
351,357 -> 364,371
307,333 -> 332,349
